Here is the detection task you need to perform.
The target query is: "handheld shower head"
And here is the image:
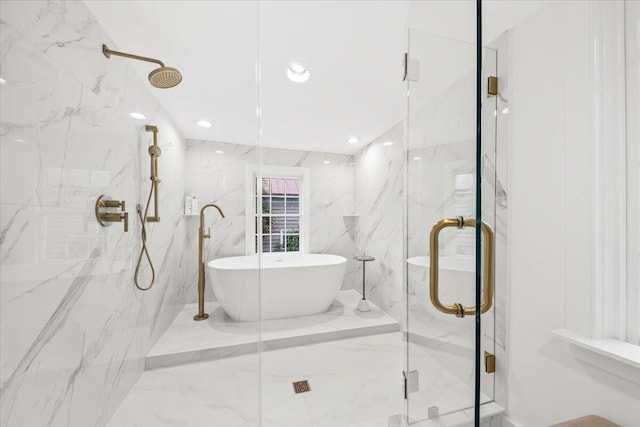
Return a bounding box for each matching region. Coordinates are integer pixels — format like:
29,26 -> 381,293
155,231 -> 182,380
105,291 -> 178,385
148,145 -> 162,157
102,44 -> 182,88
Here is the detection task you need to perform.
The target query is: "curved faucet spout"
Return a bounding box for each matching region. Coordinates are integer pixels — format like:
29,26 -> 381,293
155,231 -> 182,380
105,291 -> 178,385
199,203 -> 225,230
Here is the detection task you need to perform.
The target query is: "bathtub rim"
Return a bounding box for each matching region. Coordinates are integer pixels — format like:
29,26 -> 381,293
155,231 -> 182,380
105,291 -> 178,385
207,253 -> 347,271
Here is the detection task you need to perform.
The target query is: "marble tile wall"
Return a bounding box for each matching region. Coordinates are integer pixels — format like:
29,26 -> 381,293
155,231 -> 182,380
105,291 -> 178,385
184,140 -> 358,303
0,1 -> 190,426
352,124 -> 405,323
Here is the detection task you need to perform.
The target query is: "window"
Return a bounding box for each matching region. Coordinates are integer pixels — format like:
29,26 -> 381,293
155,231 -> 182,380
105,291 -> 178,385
553,1 -> 639,381
591,0 -> 638,346
245,165 -> 310,254
257,177 -> 300,253
625,0 -> 639,346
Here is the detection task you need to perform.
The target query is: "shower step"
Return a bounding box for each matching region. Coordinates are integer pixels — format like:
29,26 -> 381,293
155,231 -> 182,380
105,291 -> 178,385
146,290 -> 399,370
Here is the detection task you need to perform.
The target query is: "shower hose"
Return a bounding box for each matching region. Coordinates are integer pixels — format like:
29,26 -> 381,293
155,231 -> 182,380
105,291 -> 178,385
134,181 -> 155,291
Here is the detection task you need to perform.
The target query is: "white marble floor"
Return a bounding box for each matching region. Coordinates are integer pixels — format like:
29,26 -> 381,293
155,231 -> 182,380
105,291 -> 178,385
108,291 -> 497,427
108,332 -> 404,427
108,330 -> 498,427
147,290 -> 399,369
407,340 -> 492,423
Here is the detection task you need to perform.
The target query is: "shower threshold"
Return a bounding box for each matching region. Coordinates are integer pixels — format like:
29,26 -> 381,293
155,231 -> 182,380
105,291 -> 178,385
146,290 -> 399,370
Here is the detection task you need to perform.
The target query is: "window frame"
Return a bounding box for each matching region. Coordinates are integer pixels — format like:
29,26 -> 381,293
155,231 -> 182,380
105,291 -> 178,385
591,0 -> 637,346
553,0 -> 639,384
244,164 -> 310,255
258,177 -> 301,253
623,0 -> 640,347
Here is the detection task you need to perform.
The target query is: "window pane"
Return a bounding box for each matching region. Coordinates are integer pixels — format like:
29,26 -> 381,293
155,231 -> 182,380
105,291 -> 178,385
262,235 -> 271,252
286,217 -> 299,233
272,196 -> 285,214
271,178 -> 285,195
271,216 -> 285,234
261,178 -> 270,195
271,235 -> 285,252
255,175 -> 303,254
286,197 -> 299,215
286,179 -> 300,196
286,234 -> 300,252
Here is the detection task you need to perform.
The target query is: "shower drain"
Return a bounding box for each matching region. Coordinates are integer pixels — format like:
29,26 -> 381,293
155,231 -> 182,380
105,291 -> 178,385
293,380 -> 311,394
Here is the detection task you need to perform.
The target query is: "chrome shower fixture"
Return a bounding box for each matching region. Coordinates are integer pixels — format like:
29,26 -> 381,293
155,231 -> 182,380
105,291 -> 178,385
102,44 -> 182,88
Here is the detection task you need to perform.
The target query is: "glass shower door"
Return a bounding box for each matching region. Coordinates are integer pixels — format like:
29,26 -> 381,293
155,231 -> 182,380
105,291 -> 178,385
405,28 -> 497,424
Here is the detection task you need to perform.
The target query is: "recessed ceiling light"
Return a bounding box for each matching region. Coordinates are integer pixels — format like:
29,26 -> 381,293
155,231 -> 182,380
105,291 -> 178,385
383,141 -> 394,146
0,77 -> 6,85
502,107 -> 509,115
197,120 -> 212,128
215,150 -> 224,154
347,137 -> 360,144
323,160 -> 331,164
14,138 -> 25,143
286,62 -> 310,83
130,112 -> 146,120
413,156 -> 421,160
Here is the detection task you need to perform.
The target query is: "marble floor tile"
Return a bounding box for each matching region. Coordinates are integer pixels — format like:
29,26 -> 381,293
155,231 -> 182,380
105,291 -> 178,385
106,353 -> 261,427
407,340 -> 492,424
262,394 -> 313,427
108,333 -> 403,427
109,321 -> 495,427
147,290 -> 399,369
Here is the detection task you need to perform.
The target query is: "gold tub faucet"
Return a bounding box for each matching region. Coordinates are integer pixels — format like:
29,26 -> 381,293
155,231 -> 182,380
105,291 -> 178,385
194,203 -> 225,321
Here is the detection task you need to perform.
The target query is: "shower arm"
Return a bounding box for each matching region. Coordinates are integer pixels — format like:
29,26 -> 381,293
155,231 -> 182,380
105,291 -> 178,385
145,125 -> 160,223
102,44 -> 165,67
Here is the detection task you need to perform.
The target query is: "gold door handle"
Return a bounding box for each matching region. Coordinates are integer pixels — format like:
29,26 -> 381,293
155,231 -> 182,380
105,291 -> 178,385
429,217 -> 494,317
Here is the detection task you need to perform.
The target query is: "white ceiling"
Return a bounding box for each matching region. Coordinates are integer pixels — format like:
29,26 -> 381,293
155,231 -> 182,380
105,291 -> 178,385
86,1 -> 548,155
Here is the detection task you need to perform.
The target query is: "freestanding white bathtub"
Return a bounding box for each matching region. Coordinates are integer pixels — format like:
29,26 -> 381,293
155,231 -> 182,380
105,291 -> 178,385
207,253 -> 347,321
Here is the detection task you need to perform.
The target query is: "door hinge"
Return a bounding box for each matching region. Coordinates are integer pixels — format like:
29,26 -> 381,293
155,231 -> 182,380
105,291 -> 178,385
403,370 -> 419,399
484,351 -> 496,373
487,76 -> 498,97
403,53 -> 420,82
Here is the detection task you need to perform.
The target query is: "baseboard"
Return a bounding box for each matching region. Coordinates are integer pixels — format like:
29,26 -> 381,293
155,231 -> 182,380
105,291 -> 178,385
503,416 -> 523,427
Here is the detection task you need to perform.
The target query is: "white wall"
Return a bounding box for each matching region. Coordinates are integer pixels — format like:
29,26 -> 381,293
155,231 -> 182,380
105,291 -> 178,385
0,1 -> 189,426
506,2 -> 640,425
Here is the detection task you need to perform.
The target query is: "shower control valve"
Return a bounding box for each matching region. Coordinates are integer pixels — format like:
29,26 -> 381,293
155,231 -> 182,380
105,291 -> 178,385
95,195 -> 129,233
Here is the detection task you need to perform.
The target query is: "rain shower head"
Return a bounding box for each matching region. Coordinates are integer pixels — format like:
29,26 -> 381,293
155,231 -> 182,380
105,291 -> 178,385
102,44 -> 182,89
148,66 -> 182,89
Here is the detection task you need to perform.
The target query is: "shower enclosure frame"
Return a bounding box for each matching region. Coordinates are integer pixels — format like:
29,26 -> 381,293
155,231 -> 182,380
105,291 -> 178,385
402,1 -> 507,424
